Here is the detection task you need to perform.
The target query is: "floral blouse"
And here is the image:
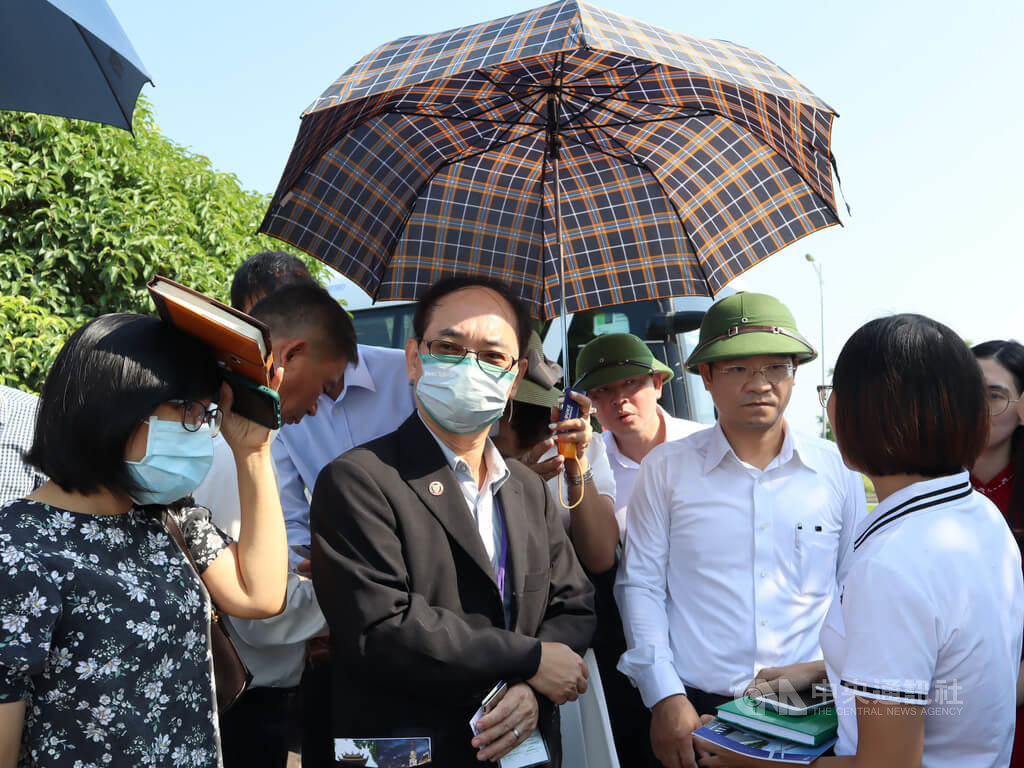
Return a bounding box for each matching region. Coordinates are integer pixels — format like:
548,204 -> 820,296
0,499 -> 231,768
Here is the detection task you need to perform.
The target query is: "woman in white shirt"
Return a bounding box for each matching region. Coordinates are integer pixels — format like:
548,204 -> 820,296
695,313 -> 1024,768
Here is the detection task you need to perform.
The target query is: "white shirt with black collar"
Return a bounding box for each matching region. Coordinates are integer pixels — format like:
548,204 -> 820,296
821,471 -> 1024,765
615,422 -> 866,705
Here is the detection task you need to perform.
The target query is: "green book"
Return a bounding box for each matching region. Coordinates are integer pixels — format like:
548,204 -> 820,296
716,698 -> 838,746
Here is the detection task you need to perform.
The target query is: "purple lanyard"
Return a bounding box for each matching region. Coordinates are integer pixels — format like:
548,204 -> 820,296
495,499 -> 509,604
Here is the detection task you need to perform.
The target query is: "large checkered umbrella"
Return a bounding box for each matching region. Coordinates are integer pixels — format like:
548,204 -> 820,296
260,0 -> 842,321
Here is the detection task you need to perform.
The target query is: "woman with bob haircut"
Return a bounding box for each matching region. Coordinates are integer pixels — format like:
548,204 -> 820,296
695,314 -> 1024,768
0,313 -> 288,768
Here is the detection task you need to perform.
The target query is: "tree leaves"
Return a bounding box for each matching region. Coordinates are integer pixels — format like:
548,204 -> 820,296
0,99 -> 321,393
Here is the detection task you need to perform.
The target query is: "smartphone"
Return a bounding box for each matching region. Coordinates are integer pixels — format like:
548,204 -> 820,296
481,680 -> 508,712
557,389 -> 584,459
754,688 -> 834,716
221,368 -> 282,429
470,681 -> 508,736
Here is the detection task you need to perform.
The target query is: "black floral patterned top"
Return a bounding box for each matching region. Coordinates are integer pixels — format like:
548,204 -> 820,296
0,499 -> 231,768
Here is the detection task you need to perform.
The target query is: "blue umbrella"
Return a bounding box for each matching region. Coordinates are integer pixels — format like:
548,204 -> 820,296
0,0 -> 152,131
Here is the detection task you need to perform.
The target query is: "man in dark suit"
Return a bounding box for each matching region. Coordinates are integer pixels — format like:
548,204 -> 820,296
310,276 -> 595,767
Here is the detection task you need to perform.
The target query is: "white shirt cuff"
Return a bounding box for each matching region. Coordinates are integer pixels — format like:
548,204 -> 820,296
637,661 -> 686,709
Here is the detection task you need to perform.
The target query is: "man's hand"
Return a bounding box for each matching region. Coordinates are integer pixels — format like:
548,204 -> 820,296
650,694 -> 702,768
693,714 -> 764,767
471,683 -> 539,762
527,642 -> 588,705
522,438 -> 563,482
548,390 -> 594,468
742,661 -> 827,700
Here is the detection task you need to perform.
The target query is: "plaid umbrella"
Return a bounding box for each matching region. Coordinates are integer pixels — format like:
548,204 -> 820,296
260,0 -> 842,321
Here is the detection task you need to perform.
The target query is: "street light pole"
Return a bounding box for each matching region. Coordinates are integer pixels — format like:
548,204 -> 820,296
805,253 -> 826,438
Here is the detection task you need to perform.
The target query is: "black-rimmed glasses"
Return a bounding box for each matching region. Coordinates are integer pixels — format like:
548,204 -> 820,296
418,338 -> 519,373
170,399 -> 223,437
816,385 -> 832,409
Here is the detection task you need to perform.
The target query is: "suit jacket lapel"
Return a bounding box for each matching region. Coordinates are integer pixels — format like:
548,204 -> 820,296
497,475 -> 530,632
398,414 -> 499,593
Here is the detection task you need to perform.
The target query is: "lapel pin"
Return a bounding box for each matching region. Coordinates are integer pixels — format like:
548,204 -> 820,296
429,481 -> 444,496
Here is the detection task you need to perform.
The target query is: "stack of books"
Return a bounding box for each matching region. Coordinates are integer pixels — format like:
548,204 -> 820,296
693,697 -> 838,764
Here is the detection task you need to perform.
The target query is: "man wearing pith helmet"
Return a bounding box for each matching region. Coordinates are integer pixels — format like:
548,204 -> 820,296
615,292 -> 866,768
574,333 -> 705,768
575,333 -> 704,545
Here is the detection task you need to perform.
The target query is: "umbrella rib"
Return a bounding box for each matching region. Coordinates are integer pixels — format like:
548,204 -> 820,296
389,109 -> 541,127
388,79 -> 549,126
562,90 -> 716,122
558,62 -> 660,132
480,70 -> 550,123
73,20 -> 134,131
567,126 -> 716,288
560,59 -> 640,88
390,92 -> 549,255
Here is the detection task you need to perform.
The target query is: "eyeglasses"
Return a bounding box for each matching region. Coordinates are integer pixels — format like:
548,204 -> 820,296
418,338 -> 519,373
715,362 -> 795,384
170,399 -> 223,437
987,389 -> 1021,416
816,385 -> 833,409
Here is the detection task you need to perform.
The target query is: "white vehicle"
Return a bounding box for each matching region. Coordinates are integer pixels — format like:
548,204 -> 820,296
330,278 -> 728,424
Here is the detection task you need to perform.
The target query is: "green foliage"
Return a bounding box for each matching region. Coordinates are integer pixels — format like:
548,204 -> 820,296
0,100 -> 320,393
0,295 -> 72,393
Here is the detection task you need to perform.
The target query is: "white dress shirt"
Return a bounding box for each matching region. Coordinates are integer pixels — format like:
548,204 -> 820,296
615,422 -> 865,706
425,415 -> 513,623
193,434 -> 327,688
603,405 -> 705,541
821,472 -> 1023,765
272,344 -> 415,550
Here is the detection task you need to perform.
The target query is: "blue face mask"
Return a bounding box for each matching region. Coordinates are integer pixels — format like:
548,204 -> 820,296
415,355 -> 515,435
125,417 -> 214,506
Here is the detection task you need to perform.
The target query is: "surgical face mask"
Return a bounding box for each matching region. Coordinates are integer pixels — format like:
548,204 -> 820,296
415,355 -> 515,435
125,417 -> 215,506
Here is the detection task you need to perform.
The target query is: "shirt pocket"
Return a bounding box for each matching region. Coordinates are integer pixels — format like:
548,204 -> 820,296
797,527 -> 838,597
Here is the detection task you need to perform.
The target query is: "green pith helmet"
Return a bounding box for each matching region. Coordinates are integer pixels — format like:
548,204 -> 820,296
573,333 -> 674,391
514,330 -> 563,409
684,292 -> 817,373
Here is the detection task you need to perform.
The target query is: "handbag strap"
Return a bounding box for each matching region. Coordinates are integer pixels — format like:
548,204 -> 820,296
162,510 -> 223,622
162,510 -> 201,572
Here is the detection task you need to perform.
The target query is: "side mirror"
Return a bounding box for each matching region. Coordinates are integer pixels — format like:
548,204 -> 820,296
646,310 -> 705,338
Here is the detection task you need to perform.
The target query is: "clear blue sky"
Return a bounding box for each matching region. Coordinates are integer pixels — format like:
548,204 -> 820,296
107,0 -> 1024,434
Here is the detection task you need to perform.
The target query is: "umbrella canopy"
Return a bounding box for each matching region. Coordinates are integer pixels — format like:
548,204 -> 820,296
261,0 -> 842,320
0,0 -> 152,131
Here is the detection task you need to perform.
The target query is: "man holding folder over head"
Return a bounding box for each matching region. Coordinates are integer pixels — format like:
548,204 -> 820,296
310,276 -> 595,766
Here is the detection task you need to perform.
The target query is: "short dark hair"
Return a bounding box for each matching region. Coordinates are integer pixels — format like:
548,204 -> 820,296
505,400 -> 552,452
972,339 -> 1024,526
412,276 -> 531,356
230,250 -> 314,310
27,314 -> 221,497
832,314 -> 988,477
249,283 -> 358,366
